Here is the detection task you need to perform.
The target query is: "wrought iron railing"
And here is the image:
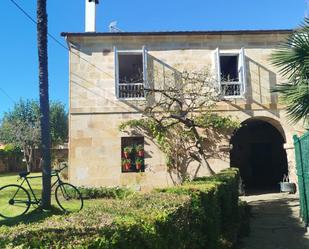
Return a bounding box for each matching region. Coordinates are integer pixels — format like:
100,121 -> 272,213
221,82 -> 242,97
118,83 -> 144,99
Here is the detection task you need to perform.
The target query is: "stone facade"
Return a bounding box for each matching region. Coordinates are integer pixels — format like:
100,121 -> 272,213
64,30 -> 304,189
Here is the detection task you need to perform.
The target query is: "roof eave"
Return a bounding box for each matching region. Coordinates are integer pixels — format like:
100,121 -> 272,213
61,29 -> 294,38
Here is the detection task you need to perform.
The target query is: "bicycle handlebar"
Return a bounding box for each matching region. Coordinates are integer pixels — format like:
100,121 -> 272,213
52,163 -> 68,173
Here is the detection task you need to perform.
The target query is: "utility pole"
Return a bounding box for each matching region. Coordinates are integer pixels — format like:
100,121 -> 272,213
37,0 -> 51,209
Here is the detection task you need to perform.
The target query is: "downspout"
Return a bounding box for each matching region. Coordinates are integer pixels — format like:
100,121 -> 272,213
65,36 -> 72,182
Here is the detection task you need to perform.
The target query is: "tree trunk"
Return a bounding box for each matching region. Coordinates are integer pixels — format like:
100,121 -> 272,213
175,116 -> 215,175
37,0 -> 51,209
23,146 -> 32,172
190,125 -> 215,175
23,147 -> 30,172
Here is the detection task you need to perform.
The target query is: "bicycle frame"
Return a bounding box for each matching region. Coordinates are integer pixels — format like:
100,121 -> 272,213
16,171 -> 63,205
0,164 -> 83,219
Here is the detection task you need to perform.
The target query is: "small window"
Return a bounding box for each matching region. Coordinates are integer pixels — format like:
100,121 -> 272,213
115,47 -> 148,99
214,48 -> 246,97
121,137 -> 145,173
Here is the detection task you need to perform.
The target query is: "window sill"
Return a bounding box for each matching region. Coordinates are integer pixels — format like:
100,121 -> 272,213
121,171 -> 145,173
222,95 -> 246,100
117,97 -> 147,101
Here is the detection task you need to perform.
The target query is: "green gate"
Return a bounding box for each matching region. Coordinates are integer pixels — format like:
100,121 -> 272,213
294,133 -> 309,227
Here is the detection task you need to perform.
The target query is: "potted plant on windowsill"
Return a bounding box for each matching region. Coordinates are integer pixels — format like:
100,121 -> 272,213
135,145 -> 144,157
123,146 -> 133,159
135,158 -> 143,170
122,159 -> 131,171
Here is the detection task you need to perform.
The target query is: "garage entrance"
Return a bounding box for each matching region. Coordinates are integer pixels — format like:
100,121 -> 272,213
230,118 -> 288,192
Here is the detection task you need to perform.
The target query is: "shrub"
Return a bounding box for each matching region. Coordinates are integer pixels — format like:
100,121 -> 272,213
77,186 -> 134,199
0,168 -> 248,249
0,193 -> 191,249
157,167 -> 243,249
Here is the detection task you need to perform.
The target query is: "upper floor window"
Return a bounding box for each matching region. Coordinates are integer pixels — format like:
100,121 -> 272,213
214,48 -> 246,98
114,47 -> 148,99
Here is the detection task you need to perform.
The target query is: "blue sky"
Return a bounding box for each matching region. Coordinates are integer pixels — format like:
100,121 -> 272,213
0,0 -> 307,117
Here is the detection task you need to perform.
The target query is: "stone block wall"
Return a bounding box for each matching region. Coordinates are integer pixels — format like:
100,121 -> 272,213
66,32 -> 305,189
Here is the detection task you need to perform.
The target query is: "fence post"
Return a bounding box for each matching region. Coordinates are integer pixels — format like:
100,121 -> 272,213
294,134 -> 309,228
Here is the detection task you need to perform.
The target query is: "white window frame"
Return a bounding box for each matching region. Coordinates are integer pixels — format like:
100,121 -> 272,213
214,47 -> 246,99
114,46 -> 148,100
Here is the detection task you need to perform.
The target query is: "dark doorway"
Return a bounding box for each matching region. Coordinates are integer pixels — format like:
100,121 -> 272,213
230,119 -> 288,192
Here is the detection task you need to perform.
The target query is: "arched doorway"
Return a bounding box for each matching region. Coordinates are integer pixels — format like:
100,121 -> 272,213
230,118 -> 288,192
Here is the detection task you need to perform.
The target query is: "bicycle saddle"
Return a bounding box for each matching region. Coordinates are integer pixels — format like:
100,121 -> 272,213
19,171 -> 30,177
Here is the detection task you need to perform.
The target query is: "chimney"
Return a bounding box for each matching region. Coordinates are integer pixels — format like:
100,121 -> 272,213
85,0 -> 99,32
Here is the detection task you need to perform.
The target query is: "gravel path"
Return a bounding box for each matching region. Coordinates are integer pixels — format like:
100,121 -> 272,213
238,193 -> 309,249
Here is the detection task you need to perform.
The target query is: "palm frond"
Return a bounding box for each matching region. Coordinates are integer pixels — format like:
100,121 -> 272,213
273,83 -> 309,123
271,32 -> 309,80
271,18 -> 309,123
271,17 -> 309,81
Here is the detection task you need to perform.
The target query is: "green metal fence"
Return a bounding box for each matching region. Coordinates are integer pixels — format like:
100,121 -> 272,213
294,133 -> 309,227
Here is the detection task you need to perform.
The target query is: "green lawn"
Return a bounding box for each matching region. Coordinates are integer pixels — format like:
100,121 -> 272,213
0,172 -> 41,187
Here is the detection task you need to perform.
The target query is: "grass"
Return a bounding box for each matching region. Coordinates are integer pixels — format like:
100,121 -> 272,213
0,172 -> 41,187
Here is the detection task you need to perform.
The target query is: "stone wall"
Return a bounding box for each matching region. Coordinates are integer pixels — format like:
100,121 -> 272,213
67,32 -> 305,189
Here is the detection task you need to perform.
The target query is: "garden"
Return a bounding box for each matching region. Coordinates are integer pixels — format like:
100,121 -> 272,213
0,168 -> 249,249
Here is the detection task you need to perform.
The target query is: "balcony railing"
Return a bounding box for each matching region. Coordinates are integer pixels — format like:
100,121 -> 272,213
118,83 -> 145,99
221,82 -> 242,97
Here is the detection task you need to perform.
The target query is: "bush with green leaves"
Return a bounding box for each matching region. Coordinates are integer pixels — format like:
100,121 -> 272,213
0,168 -> 248,249
77,186 -> 134,199
158,167 -> 242,249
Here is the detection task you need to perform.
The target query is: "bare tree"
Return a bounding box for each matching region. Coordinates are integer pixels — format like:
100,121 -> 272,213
120,69 -> 239,181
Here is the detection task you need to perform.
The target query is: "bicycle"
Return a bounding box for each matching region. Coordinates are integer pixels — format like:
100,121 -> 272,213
0,164 -> 83,219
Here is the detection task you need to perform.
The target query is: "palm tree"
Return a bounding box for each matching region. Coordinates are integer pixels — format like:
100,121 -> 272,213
271,18 -> 309,123
37,0 -> 51,209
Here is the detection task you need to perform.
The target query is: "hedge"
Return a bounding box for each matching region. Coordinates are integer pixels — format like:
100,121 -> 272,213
77,186 -> 134,199
0,168 -> 248,249
158,167 -> 242,249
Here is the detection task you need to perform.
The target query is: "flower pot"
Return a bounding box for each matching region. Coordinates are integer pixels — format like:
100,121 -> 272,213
280,182 -> 296,194
124,152 -> 129,158
136,163 -> 142,170
122,163 -> 131,171
137,151 -> 144,157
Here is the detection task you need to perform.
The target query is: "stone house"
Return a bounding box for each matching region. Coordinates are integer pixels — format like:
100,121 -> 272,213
61,1 -> 304,191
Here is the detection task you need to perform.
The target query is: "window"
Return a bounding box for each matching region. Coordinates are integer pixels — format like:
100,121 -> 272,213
115,47 -> 148,99
121,137 -> 145,173
214,48 -> 246,97
220,55 -> 239,82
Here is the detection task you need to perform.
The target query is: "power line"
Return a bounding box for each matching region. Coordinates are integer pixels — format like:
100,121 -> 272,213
8,0 -> 122,112
8,0 -> 113,78
0,87 -> 15,103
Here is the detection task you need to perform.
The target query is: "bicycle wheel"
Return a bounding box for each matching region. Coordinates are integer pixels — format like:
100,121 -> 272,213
0,184 -> 31,218
55,183 -> 83,213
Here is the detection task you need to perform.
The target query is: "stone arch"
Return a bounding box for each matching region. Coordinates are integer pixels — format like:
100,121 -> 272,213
242,116 -> 287,143
230,116 -> 288,192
